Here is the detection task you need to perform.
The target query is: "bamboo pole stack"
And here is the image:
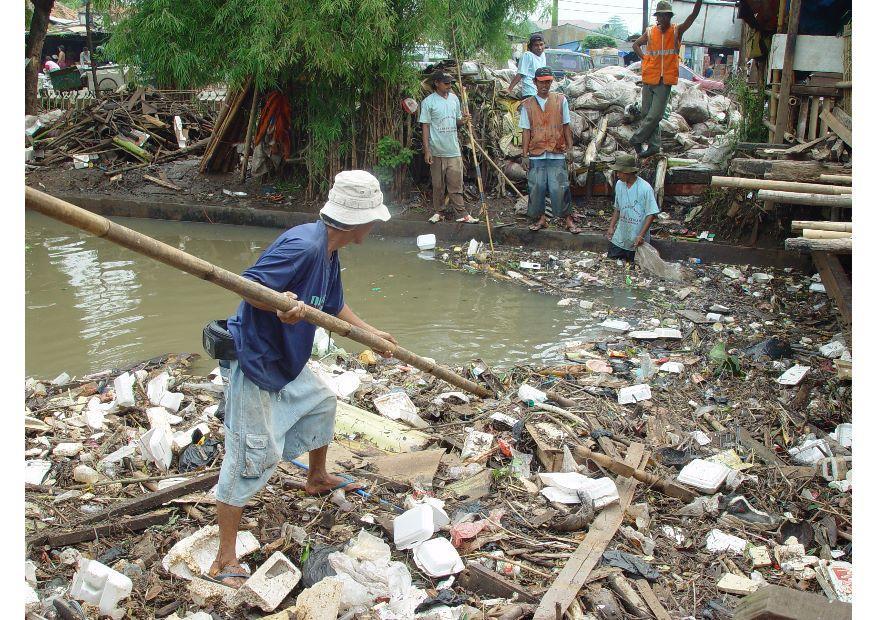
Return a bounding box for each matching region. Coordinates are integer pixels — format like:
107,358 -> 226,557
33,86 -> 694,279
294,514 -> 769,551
756,190 -> 851,208
712,176 -> 851,195
791,221 -> 852,233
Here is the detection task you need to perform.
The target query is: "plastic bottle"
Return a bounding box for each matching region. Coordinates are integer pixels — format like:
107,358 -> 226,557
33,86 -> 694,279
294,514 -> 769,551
688,257 -> 702,264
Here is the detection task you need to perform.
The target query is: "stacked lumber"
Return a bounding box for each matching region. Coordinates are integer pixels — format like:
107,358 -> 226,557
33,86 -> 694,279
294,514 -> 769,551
199,77 -> 254,174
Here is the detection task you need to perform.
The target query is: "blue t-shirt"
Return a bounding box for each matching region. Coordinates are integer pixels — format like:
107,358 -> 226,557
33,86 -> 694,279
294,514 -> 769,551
611,177 -> 660,251
517,51 -> 547,97
228,221 -> 344,392
418,92 -> 462,158
519,95 -> 571,160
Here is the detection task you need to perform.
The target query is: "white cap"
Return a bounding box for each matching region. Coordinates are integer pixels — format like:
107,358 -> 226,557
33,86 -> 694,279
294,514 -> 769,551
319,170 -> 391,226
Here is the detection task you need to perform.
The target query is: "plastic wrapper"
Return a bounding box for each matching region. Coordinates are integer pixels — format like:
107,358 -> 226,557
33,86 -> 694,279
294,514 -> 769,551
635,243 -> 685,282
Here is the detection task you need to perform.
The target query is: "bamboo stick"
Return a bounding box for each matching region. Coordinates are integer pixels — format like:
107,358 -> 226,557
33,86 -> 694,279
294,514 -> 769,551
112,136 -> 151,162
802,229 -> 851,240
791,220 -> 851,233
239,85 -> 260,182
820,174 -> 852,185
712,176 -> 850,195
471,138 -> 524,199
756,190 -> 851,208
654,157 -> 668,208
785,237 -> 852,253
24,187 -> 492,398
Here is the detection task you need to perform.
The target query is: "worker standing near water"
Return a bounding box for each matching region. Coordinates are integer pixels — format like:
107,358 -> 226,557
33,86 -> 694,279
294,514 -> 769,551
605,154 -> 660,262
207,171 -> 397,587
630,0 -> 704,158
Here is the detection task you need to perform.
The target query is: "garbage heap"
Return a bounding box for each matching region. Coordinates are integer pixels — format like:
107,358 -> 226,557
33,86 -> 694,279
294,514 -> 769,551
25,246 -> 851,618
25,88 -> 216,174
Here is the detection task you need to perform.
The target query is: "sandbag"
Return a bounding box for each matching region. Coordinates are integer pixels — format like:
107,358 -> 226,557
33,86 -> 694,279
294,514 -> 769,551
609,125 -> 634,146
592,80 -> 639,109
605,111 -> 625,128
569,110 -> 588,141
701,136 -> 735,167
676,86 -> 710,124
659,112 -> 690,136
573,92 -> 609,111
566,75 -> 589,98
636,243 -> 686,282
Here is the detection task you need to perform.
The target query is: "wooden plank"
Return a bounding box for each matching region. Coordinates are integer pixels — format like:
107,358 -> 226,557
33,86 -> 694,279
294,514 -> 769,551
635,579 -> 672,620
774,0 -> 802,143
733,585 -> 851,620
820,108 -> 852,148
795,96 -> 810,139
369,448 -> 445,490
456,562 -> 538,604
28,509 -> 173,549
78,471 -> 220,525
812,251 -> 852,325
783,133 -> 831,155
533,443 -> 648,620
736,427 -> 786,466
819,99 -> 832,138
807,97 -> 821,141
525,422 -> 564,472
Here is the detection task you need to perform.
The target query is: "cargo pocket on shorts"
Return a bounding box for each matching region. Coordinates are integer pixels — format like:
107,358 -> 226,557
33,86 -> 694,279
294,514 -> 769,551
241,434 -> 273,479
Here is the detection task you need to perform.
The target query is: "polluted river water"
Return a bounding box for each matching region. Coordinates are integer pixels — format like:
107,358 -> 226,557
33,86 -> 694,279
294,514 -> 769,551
26,212 -> 644,378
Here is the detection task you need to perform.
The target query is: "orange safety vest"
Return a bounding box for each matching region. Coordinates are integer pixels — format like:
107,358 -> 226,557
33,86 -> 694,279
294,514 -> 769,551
522,93 -> 567,156
641,24 -> 679,86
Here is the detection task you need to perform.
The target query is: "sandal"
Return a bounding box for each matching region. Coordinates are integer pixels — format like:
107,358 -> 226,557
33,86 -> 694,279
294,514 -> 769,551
566,224 -> 583,234
202,562 -> 250,588
529,221 -> 545,231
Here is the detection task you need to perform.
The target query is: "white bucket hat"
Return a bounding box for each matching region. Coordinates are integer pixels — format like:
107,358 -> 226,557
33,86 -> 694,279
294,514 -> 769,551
320,170 -> 391,226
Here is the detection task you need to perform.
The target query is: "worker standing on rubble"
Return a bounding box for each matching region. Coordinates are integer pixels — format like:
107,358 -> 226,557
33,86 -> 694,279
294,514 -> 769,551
520,67 -> 580,233
605,153 -> 660,262
508,33 -> 547,98
207,171 -> 397,588
630,0 -> 704,158
419,70 -> 476,223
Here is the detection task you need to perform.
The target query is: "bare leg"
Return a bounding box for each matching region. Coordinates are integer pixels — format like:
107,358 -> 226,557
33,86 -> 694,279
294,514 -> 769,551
208,501 -> 247,587
304,445 -> 363,495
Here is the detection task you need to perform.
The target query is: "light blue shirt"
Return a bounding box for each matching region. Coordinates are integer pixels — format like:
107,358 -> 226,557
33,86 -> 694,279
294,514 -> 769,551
611,177 -> 660,251
418,92 -> 462,158
518,51 -> 547,97
518,95 -> 571,160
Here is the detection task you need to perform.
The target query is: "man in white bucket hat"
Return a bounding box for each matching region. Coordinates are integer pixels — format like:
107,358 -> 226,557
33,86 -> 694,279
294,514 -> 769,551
208,170 -> 395,587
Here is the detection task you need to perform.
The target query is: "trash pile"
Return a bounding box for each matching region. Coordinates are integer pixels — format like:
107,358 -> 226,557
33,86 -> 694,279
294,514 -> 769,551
25,240 -> 851,618
25,88 -> 215,175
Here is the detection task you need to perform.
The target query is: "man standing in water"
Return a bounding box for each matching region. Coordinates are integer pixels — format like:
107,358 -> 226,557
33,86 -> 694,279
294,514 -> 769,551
207,170 -> 397,587
508,34 -> 547,99
631,0 -> 704,158
606,154 -> 660,262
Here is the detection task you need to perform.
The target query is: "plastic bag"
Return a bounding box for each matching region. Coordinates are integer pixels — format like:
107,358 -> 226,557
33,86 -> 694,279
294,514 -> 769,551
676,86 -> 710,124
635,243 -> 685,282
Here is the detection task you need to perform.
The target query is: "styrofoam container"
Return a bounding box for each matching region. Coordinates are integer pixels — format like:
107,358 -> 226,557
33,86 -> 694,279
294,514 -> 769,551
393,504 -> 434,550
460,430 -> 494,461
600,319 -> 631,332
413,537 -> 465,577
139,427 -> 173,471
70,558 -> 133,620
788,437 -> 832,465
539,474 -> 620,509
617,384 -> 652,405
25,459 -> 52,485
113,372 -> 136,407
416,234 -> 436,251
834,423 -> 852,449
517,383 -> 547,404
705,529 -> 747,554
676,459 -> 731,493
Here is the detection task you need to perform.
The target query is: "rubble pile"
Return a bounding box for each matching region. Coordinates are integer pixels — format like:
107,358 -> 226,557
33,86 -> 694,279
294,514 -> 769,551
24,239 -> 851,619
25,87 -> 215,174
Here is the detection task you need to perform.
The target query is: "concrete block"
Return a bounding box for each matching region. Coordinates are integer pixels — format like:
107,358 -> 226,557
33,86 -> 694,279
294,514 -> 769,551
234,551 -> 301,612
188,576 -> 237,607
296,576 -> 343,620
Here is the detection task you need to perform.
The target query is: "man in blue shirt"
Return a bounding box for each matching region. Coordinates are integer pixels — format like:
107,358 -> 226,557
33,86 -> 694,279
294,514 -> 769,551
208,170 -> 396,587
508,34 -> 547,98
606,153 -> 660,262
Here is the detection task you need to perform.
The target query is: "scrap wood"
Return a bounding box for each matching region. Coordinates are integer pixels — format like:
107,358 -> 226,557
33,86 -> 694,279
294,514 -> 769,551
605,569 -> 650,618
455,562 -> 537,603
28,508 -> 173,549
820,109 -> 851,148
634,579 -> 672,620
533,442 -> 648,620
143,174 -> 182,191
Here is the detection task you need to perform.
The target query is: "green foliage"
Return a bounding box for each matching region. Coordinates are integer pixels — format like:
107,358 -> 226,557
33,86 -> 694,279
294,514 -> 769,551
582,34 -> 616,50
376,136 -> 413,170
726,73 -> 768,143
600,15 -> 629,41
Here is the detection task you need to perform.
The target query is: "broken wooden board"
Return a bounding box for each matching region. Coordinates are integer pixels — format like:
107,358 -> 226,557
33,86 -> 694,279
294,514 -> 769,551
443,468 -> 492,500
735,426 -> 786,466
732,584 -> 851,620
812,251 -> 852,325
533,443 -> 648,620
820,109 -> 851,148
285,443 -> 368,476
456,562 -> 537,603
525,422 -> 564,472
635,579 -> 672,620
369,448 -> 445,490
28,509 -> 173,549
335,401 -> 431,453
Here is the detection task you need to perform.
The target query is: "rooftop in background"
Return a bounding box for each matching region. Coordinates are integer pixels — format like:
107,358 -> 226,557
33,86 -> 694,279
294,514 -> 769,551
534,19 -> 606,32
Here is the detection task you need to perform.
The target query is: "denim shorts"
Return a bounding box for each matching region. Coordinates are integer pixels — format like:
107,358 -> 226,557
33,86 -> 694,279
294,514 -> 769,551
215,361 -> 336,507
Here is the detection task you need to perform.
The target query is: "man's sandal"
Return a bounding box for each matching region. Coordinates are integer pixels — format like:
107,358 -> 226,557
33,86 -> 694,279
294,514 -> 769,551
202,563 -> 249,588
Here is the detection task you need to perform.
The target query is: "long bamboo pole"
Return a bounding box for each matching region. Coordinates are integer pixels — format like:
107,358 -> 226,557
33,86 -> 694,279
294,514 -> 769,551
712,176 -> 851,195
785,236 -> 852,254
451,27 -> 494,251
25,187 -> 492,398
471,138 -> 524,199
791,220 -> 852,233
819,174 -> 852,185
239,85 -> 260,183
756,190 -> 851,208
802,229 -> 851,240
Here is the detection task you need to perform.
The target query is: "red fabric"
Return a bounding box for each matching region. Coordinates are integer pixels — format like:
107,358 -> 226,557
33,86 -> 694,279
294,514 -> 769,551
254,91 -> 292,158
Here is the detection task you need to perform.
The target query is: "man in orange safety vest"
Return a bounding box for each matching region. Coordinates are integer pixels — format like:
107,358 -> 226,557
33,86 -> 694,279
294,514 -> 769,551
631,0 -> 704,158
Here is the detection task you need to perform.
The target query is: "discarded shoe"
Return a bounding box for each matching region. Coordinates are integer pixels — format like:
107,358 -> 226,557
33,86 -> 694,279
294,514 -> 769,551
428,213 -> 442,223
456,214 -> 479,224
719,495 -> 779,531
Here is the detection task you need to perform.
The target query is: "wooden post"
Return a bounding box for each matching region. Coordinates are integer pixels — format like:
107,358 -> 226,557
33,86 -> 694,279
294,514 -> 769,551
785,237 -> 851,253
768,0 -> 789,141
796,96 -> 810,139
819,98 -> 832,138
239,85 -> 260,183
774,0 -> 802,143
820,174 -> 852,185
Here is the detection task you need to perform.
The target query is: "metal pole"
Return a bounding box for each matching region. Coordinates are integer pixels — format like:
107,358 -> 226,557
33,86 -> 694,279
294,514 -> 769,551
642,0 -> 648,38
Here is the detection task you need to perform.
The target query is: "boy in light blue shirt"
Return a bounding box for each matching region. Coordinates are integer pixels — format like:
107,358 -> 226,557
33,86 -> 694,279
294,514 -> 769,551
606,153 -> 660,262
508,34 -> 547,98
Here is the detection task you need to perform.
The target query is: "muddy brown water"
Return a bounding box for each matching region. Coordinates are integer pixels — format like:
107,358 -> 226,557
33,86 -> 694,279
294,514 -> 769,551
26,212 -> 644,379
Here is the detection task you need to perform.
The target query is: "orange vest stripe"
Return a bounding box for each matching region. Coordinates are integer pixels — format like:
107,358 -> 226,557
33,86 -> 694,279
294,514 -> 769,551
641,24 -> 679,86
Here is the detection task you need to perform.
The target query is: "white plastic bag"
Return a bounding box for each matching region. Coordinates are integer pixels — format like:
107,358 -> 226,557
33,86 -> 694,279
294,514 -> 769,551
635,243 -> 686,282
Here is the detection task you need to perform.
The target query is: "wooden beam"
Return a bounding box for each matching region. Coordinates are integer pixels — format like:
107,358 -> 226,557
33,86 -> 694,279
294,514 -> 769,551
820,174 -> 852,185
796,96 -> 810,139
456,563 -> 537,603
812,251 -> 852,324
807,97 -> 821,141
820,109 -> 852,148
792,220 -> 851,233
635,579 -> 672,620
802,229 -> 851,240
533,443 -> 647,620
713,176 -> 851,195
757,190 -> 851,208
785,237 -> 852,254
774,0 -> 800,144
28,509 -> 173,549
733,585 -> 851,620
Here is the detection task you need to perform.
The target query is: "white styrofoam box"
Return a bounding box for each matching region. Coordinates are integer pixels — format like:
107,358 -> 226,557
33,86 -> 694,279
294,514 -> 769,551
676,459 -> 731,493
819,341 -> 846,359
172,423 -> 210,453
416,234 -> 436,251
788,437 -> 832,465
25,459 -> 52,485
600,319 -> 631,332
777,364 -> 810,385
539,474 -> 620,509
460,430 -> 494,461
517,383 -> 547,404
234,551 -> 302,612
660,362 -> 685,374
617,384 -> 652,405
113,372 -> 136,407
629,328 -> 683,340
139,426 -> 173,471
159,391 -> 184,412
70,558 -> 133,620
413,537 -> 465,577
393,504 -> 435,550
833,423 -> 852,449
162,525 -> 260,580
705,528 -> 747,554
147,372 -> 169,405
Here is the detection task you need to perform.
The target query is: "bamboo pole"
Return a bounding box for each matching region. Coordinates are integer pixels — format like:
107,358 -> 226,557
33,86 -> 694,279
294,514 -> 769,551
471,138 -> 524,199
239,84 -> 260,183
24,187 -> 492,398
570,444 -> 697,502
785,237 -> 852,254
774,0 -> 802,142
712,176 -> 850,195
791,220 -> 851,233
820,174 -> 852,185
802,229 -> 851,240
756,190 -> 851,208
112,137 -> 151,162
451,28 -> 494,251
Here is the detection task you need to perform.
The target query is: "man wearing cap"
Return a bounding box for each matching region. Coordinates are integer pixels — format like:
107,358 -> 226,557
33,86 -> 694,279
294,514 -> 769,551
606,153 -> 660,262
631,0 -> 704,158
508,34 -> 547,98
208,170 -> 397,587
519,67 -> 580,233
419,71 -> 474,223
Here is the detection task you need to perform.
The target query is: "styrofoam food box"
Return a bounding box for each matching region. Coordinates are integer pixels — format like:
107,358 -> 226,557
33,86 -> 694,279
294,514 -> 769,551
676,458 -> 731,493
416,234 -> 436,250
393,504 -> 434,550
413,537 -> 465,577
